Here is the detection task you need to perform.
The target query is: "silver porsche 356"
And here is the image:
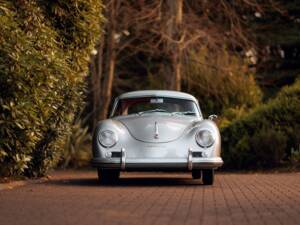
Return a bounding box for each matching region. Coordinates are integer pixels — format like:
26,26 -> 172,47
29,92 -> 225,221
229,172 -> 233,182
92,90 -> 223,185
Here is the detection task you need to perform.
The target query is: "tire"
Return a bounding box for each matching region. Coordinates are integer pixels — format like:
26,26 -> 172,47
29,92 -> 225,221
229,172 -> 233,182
202,169 -> 214,185
97,168 -> 120,184
192,170 -> 201,179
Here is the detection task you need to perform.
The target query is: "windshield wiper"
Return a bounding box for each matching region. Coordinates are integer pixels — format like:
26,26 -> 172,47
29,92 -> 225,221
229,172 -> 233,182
138,109 -> 169,115
172,111 -> 197,116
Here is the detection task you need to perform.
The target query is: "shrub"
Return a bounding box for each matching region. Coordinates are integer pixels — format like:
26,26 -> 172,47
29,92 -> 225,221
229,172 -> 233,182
221,79 -> 300,169
59,118 -> 91,168
183,47 -> 262,119
290,145 -> 300,168
0,0 -> 103,177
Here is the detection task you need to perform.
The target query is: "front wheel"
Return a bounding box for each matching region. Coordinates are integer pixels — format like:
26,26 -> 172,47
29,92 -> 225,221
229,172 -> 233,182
202,169 -> 214,185
97,168 -> 120,184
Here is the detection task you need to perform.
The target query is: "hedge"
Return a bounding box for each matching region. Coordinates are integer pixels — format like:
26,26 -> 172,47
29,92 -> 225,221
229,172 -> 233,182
0,0 -> 103,177
221,78 -> 300,169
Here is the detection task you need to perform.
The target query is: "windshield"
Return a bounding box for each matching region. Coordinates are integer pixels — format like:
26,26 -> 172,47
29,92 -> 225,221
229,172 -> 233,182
112,97 -> 200,117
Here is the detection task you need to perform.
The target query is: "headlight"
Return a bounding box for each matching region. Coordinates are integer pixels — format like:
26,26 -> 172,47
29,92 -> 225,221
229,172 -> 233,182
195,129 -> 215,147
98,130 -> 118,148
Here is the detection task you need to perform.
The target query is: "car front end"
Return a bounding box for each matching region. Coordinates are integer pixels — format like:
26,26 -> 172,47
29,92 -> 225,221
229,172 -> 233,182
91,90 -> 223,185
91,118 -> 223,171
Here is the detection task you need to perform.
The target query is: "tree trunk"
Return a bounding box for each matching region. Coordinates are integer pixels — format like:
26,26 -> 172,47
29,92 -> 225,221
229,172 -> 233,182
99,0 -> 117,120
90,55 -> 98,130
165,0 -> 183,91
92,37 -> 104,129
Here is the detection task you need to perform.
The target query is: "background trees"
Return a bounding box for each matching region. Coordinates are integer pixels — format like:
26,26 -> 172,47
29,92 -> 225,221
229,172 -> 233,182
89,0 -> 279,125
88,0 -> 300,169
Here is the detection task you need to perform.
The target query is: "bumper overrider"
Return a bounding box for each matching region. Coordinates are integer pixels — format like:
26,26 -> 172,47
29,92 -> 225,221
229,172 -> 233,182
91,148 -> 223,171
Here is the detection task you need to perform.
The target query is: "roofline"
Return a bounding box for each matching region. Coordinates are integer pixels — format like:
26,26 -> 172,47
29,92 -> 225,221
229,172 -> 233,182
117,90 -> 198,102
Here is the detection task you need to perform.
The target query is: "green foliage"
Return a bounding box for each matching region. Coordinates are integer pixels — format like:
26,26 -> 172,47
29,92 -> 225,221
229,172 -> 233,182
222,79 -> 300,169
290,145 -> 300,168
59,118 -> 91,168
183,48 -> 262,121
0,0 -> 103,177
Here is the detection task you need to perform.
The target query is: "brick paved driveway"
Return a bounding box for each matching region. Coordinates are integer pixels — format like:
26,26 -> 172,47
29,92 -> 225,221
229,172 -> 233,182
1,171 -> 300,225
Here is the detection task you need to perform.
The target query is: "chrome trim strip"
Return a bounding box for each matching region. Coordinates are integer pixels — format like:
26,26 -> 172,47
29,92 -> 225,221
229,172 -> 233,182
154,121 -> 159,139
91,157 -> 224,169
121,148 -> 126,170
110,97 -> 119,118
188,148 -> 193,170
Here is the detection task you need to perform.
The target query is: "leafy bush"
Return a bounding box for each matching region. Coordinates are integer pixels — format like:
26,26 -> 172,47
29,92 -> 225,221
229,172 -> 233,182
0,0 -> 103,177
222,79 -> 300,169
290,145 -> 300,168
183,48 -> 262,120
59,118 -> 91,168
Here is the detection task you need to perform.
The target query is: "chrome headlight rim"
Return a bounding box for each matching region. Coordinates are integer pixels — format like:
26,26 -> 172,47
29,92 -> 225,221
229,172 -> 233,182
98,130 -> 118,148
195,129 -> 215,148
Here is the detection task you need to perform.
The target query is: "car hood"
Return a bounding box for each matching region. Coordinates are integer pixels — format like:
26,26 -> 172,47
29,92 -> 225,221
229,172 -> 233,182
115,115 -> 199,143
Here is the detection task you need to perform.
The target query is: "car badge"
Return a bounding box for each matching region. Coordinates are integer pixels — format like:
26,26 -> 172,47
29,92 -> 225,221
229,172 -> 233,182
154,121 -> 159,139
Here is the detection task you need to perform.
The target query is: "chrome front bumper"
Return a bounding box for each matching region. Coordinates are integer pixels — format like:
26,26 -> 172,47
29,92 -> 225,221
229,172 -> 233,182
91,149 -> 223,171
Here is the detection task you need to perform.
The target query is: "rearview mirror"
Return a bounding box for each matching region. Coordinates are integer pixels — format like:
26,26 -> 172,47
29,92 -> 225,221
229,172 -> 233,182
208,114 -> 218,121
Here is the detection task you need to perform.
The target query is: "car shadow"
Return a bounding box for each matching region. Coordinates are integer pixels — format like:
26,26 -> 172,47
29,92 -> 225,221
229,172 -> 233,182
47,175 -> 204,187
106,177 -> 202,186
48,178 -> 100,187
